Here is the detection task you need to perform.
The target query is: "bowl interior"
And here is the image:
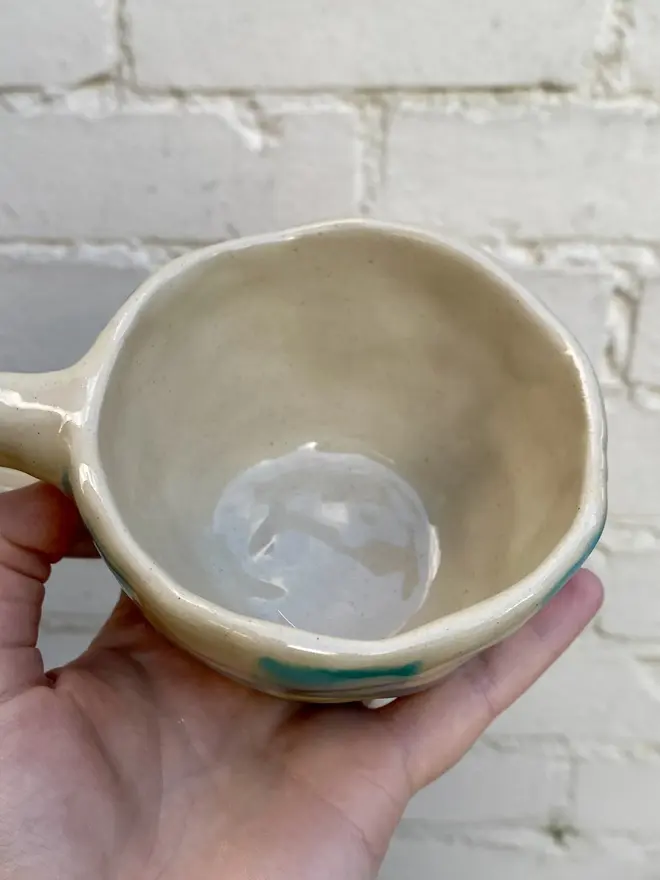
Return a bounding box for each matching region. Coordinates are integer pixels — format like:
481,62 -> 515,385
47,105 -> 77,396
97,227 -> 588,640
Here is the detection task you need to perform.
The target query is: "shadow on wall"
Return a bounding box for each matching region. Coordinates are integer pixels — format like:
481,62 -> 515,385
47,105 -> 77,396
0,260 -> 148,373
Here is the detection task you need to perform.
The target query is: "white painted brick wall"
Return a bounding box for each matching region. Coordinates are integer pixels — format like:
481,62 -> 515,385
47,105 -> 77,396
381,839 -> 653,880
1,1 -> 660,878
42,559 -> 119,623
0,258 -> 147,370
404,744 -> 570,824
0,112 -> 357,240
489,632 -> 660,739
630,0 -> 660,92
0,0 -> 116,88
575,757 -> 660,835
509,268 -> 611,365
37,631 -> 93,672
608,399 -> 660,518
375,107 -> 660,240
600,551 -> 660,640
127,0 -> 606,90
630,279 -> 660,385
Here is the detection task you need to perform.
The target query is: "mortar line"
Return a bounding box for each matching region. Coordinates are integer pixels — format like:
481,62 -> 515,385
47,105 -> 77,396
116,0 -> 137,97
2,84 -> 660,106
587,0 -> 636,97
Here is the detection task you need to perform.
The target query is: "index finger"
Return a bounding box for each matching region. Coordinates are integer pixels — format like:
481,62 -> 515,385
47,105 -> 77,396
0,475 -> 98,558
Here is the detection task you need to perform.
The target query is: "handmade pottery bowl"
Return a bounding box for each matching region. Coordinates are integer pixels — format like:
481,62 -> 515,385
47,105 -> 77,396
0,221 -> 607,703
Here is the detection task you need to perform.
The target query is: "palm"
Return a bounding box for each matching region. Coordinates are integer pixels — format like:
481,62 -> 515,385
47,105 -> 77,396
0,486 -> 602,880
5,600 -> 407,880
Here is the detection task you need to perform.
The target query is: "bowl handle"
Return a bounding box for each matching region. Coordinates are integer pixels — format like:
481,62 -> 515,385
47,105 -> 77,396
0,369 -> 80,489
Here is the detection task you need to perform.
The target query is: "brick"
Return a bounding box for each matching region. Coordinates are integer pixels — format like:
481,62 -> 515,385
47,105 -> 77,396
128,0 -> 605,90
380,840 -> 646,880
37,632 -> 94,671
600,552 -> 660,640
630,0 -> 660,91
491,633 -> 660,738
0,259 -> 147,372
269,113 -> 359,229
0,0 -> 115,87
629,279 -> 660,385
509,268 -> 610,366
405,745 -> 568,823
376,107 -> 660,240
575,759 -> 660,834
43,559 -> 119,621
0,112 -> 357,240
607,399 -> 660,519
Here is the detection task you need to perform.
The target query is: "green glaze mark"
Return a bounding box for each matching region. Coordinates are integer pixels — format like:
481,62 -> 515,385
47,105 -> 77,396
60,469 -> 73,498
258,656 -> 421,690
84,520 -> 140,604
542,519 -> 605,607
100,550 -> 139,603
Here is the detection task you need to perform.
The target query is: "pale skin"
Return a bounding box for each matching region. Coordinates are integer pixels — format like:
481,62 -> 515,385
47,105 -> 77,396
0,483 -> 603,880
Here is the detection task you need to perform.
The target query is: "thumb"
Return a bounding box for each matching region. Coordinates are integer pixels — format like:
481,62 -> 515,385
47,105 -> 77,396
0,482 -> 81,701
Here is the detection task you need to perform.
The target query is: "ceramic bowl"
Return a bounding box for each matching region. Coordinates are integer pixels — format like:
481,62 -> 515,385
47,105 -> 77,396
0,220 -> 607,703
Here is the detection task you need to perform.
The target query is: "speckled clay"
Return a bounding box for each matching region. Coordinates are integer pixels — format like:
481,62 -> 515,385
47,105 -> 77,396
0,220 -> 607,703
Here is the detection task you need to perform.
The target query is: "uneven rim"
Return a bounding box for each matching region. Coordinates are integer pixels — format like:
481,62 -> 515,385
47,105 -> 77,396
73,219 -> 608,668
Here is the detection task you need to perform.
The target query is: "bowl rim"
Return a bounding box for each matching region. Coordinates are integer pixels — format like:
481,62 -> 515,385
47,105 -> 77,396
71,219 -> 608,669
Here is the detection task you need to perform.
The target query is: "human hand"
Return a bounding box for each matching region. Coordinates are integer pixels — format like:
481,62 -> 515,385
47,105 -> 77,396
0,483 -> 602,880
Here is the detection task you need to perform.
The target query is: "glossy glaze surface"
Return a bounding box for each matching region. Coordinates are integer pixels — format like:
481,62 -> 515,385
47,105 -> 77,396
200,445 -> 441,640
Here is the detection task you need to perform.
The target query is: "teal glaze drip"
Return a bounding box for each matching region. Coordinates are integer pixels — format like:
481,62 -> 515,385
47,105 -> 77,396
258,656 -> 421,690
542,519 -> 606,607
